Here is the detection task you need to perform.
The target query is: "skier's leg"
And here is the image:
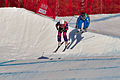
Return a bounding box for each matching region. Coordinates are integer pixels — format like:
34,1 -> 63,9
58,31 -> 61,46
78,20 -> 83,30
63,32 -> 68,46
76,20 -> 83,33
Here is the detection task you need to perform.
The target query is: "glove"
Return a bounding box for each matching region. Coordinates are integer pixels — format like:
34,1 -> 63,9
75,25 -> 78,29
76,29 -> 85,34
84,28 -> 87,32
63,29 -> 66,32
62,29 -> 67,32
78,29 -> 81,32
61,28 -> 67,32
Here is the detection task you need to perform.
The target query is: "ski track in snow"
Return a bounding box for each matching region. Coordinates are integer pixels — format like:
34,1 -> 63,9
0,56 -> 120,80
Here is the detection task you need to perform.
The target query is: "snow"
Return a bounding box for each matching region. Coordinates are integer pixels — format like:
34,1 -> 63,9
0,7 -> 120,80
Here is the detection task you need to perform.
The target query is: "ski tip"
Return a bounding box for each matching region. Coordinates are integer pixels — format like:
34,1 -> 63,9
53,51 -> 56,53
62,48 -> 66,52
49,58 -> 61,60
50,58 -> 53,60
58,58 -> 61,59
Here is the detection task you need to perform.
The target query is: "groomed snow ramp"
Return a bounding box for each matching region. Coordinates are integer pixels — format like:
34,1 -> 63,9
0,8 -> 120,61
0,8 -> 57,60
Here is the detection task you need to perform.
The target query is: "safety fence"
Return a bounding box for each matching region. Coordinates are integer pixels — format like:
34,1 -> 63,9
0,0 -> 120,17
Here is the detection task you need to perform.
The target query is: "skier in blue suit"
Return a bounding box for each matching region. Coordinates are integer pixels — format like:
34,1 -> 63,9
75,12 -> 90,33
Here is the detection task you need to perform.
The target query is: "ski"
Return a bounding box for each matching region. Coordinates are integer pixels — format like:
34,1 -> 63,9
62,42 -> 70,52
53,42 -> 64,53
49,58 -> 61,60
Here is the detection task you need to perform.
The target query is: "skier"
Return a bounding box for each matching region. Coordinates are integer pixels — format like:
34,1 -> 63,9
75,12 -> 90,33
56,19 -> 69,47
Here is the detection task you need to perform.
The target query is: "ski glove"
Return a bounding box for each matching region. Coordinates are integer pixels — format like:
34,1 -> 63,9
61,29 -> 67,32
75,25 -> 78,29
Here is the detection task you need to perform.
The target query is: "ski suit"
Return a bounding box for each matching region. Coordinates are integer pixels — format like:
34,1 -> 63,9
56,21 -> 68,42
76,14 -> 90,30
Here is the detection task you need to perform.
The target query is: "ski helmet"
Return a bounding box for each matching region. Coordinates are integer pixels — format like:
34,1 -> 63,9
81,12 -> 85,17
60,19 -> 65,24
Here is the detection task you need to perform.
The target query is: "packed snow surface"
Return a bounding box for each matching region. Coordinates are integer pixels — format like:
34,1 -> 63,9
0,8 -> 120,61
0,7 -> 120,80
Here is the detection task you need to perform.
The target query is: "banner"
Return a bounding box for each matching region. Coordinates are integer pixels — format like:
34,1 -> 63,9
36,0 -> 56,19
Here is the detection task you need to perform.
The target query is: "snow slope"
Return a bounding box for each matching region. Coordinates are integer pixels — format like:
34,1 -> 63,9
0,7 -> 120,80
0,8 -> 120,61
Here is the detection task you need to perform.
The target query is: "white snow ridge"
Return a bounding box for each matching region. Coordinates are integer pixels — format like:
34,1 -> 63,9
0,8 -> 57,60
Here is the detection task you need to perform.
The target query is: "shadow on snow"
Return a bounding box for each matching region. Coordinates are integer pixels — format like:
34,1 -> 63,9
68,29 -> 84,49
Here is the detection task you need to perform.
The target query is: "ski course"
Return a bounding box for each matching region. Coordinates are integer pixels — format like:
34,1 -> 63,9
0,8 -> 120,80
0,8 -> 120,61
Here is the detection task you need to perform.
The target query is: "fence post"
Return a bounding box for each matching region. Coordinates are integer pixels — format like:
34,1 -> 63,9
107,0 -> 109,14
85,0 -> 88,13
55,0 -> 58,16
69,0 -> 71,15
17,0 -> 19,7
78,0 -> 81,14
88,0 -> 93,14
24,0 -> 26,8
5,0 -> 8,7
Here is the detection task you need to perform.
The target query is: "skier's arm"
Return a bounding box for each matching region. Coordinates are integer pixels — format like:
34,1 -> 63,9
76,16 -> 81,27
56,22 -> 60,30
65,23 -> 68,31
86,16 -> 90,27
62,23 -> 68,32
81,15 -> 90,30
86,16 -> 90,23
